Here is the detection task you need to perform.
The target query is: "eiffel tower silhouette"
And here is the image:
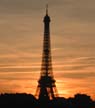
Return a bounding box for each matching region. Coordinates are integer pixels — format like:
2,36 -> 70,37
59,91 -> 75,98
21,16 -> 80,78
35,5 -> 58,101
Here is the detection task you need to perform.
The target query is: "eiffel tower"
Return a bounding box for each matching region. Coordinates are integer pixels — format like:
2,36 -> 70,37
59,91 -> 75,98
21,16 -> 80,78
35,5 -> 58,101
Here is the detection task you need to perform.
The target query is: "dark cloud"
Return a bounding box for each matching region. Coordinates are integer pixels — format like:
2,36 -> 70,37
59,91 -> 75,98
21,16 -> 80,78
53,56 -> 95,71
0,0 -> 46,14
57,72 -> 95,79
62,0 -> 95,22
0,67 -> 40,72
0,0 -> 95,22
63,64 -> 95,71
0,74 -> 37,81
64,57 -> 95,66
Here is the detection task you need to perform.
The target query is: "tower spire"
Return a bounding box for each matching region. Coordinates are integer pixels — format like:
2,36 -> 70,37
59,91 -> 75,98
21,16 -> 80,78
46,4 -> 48,15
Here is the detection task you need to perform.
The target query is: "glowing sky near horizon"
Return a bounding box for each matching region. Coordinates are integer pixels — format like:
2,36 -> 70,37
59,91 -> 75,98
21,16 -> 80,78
0,0 -> 95,100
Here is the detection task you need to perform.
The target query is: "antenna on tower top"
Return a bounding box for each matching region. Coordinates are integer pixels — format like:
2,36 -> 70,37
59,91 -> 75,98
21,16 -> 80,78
46,4 -> 48,15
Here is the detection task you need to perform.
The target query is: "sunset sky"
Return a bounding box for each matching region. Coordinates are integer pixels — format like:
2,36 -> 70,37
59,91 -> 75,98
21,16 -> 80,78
0,0 -> 95,100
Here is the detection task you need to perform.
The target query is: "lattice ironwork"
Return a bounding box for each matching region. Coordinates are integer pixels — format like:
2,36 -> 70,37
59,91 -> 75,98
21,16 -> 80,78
35,6 -> 58,100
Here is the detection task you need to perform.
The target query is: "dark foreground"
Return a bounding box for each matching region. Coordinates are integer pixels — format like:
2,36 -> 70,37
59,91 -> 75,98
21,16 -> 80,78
0,93 -> 95,108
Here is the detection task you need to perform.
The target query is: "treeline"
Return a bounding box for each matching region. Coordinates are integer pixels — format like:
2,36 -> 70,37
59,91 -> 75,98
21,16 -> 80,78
0,93 -> 95,108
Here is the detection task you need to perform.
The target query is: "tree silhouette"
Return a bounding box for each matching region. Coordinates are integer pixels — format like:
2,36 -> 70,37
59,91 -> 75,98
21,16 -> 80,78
0,93 -> 94,108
